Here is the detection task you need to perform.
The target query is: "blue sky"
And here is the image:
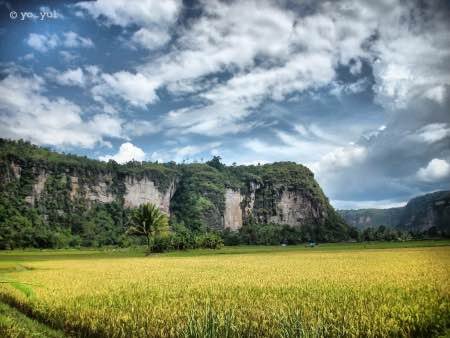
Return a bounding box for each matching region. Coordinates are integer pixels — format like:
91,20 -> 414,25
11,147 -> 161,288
0,0 -> 449,209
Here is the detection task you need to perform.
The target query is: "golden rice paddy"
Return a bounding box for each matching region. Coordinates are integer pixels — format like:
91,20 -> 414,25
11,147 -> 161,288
1,244 -> 449,337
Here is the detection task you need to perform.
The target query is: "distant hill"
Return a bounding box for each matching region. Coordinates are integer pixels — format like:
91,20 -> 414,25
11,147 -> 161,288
397,191 -> 450,233
338,191 -> 450,236
338,208 -> 403,229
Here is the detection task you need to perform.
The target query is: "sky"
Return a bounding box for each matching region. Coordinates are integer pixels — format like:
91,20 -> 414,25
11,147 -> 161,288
0,0 -> 449,209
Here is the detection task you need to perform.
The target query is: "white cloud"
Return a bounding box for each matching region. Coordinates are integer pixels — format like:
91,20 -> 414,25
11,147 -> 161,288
330,78 -> 370,98
99,142 -> 146,163
54,68 -> 85,87
417,159 -> 450,182
26,32 -> 93,52
0,73 -> 123,148
243,132 -> 335,166
62,31 -> 94,48
77,0 -> 180,50
416,123 -> 450,144
77,0 -> 181,28
173,142 -> 221,160
134,0 -> 383,136
424,86 -> 447,104
68,0 -> 450,142
93,71 -> 158,107
131,28 -> 171,50
123,120 -> 161,137
59,51 -> 79,63
370,2 -> 450,109
333,199 -> 407,210
310,145 -> 367,176
26,33 -> 58,52
22,53 -> 35,61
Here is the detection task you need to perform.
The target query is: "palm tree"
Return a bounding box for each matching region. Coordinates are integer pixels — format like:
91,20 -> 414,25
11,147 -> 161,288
127,203 -> 169,253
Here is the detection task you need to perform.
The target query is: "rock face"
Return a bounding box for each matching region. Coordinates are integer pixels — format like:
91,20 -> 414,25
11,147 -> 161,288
338,190 -> 450,234
398,191 -> 450,233
238,180 -> 329,228
223,184 -> 330,230
272,190 -> 324,226
5,162 -> 175,215
124,176 -> 175,214
338,208 -> 403,229
84,174 -> 115,204
25,171 -> 48,206
223,189 -> 243,229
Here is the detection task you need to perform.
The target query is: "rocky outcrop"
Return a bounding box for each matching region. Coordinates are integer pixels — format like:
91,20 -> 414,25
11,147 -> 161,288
84,175 -> 115,204
5,163 -> 174,213
338,190 -> 450,234
269,190 -> 325,226
223,189 -> 243,229
398,191 -> 450,233
224,185 -> 330,230
338,208 -> 403,229
10,162 -> 21,178
124,176 -> 175,214
69,176 -> 79,200
25,171 -> 48,206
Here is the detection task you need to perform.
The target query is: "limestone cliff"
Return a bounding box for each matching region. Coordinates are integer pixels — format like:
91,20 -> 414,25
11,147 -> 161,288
223,185 -> 329,230
0,139 -> 349,240
5,162 -> 176,215
338,190 -> 450,234
223,189 -> 243,230
337,208 -> 403,229
124,176 -> 175,213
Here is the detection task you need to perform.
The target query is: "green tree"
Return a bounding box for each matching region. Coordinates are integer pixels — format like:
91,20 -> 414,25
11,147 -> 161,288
127,203 -> 169,254
206,156 -> 225,171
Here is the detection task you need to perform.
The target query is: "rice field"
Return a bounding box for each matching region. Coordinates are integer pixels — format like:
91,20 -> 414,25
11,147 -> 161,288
1,241 -> 449,337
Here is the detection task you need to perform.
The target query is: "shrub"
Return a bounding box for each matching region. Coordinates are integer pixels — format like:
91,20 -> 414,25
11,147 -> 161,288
195,233 -> 224,249
151,234 -> 173,253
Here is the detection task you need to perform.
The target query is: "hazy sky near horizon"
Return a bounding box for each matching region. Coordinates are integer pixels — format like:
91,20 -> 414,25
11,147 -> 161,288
0,0 -> 449,209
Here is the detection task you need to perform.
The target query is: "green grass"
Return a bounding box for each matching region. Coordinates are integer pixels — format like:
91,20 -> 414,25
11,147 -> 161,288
0,240 -> 448,263
0,301 -> 65,338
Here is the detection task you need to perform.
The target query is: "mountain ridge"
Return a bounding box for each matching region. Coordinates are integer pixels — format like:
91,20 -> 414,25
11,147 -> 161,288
338,191 -> 450,236
0,138 -> 352,248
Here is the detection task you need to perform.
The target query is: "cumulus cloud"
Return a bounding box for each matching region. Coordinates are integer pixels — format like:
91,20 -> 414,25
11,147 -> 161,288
415,123 -> 450,144
54,68 -> 85,87
131,28 -> 171,50
92,71 -> 158,107
62,31 -> 94,48
77,0 -> 180,50
0,73 -> 122,148
417,159 -> 450,182
311,145 -> 367,175
26,33 -> 59,52
123,120 -> 161,137
173,142 -> 221,161
26,32 -> 93,52
99,142 -> 146,163
71,0 -> 450,142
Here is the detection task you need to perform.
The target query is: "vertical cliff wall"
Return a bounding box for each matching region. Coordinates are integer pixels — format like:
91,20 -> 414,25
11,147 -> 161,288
0,139 -> 348,238
124,177 -> 176,213
223,189 -> 243,229
223,182 -> 331,230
